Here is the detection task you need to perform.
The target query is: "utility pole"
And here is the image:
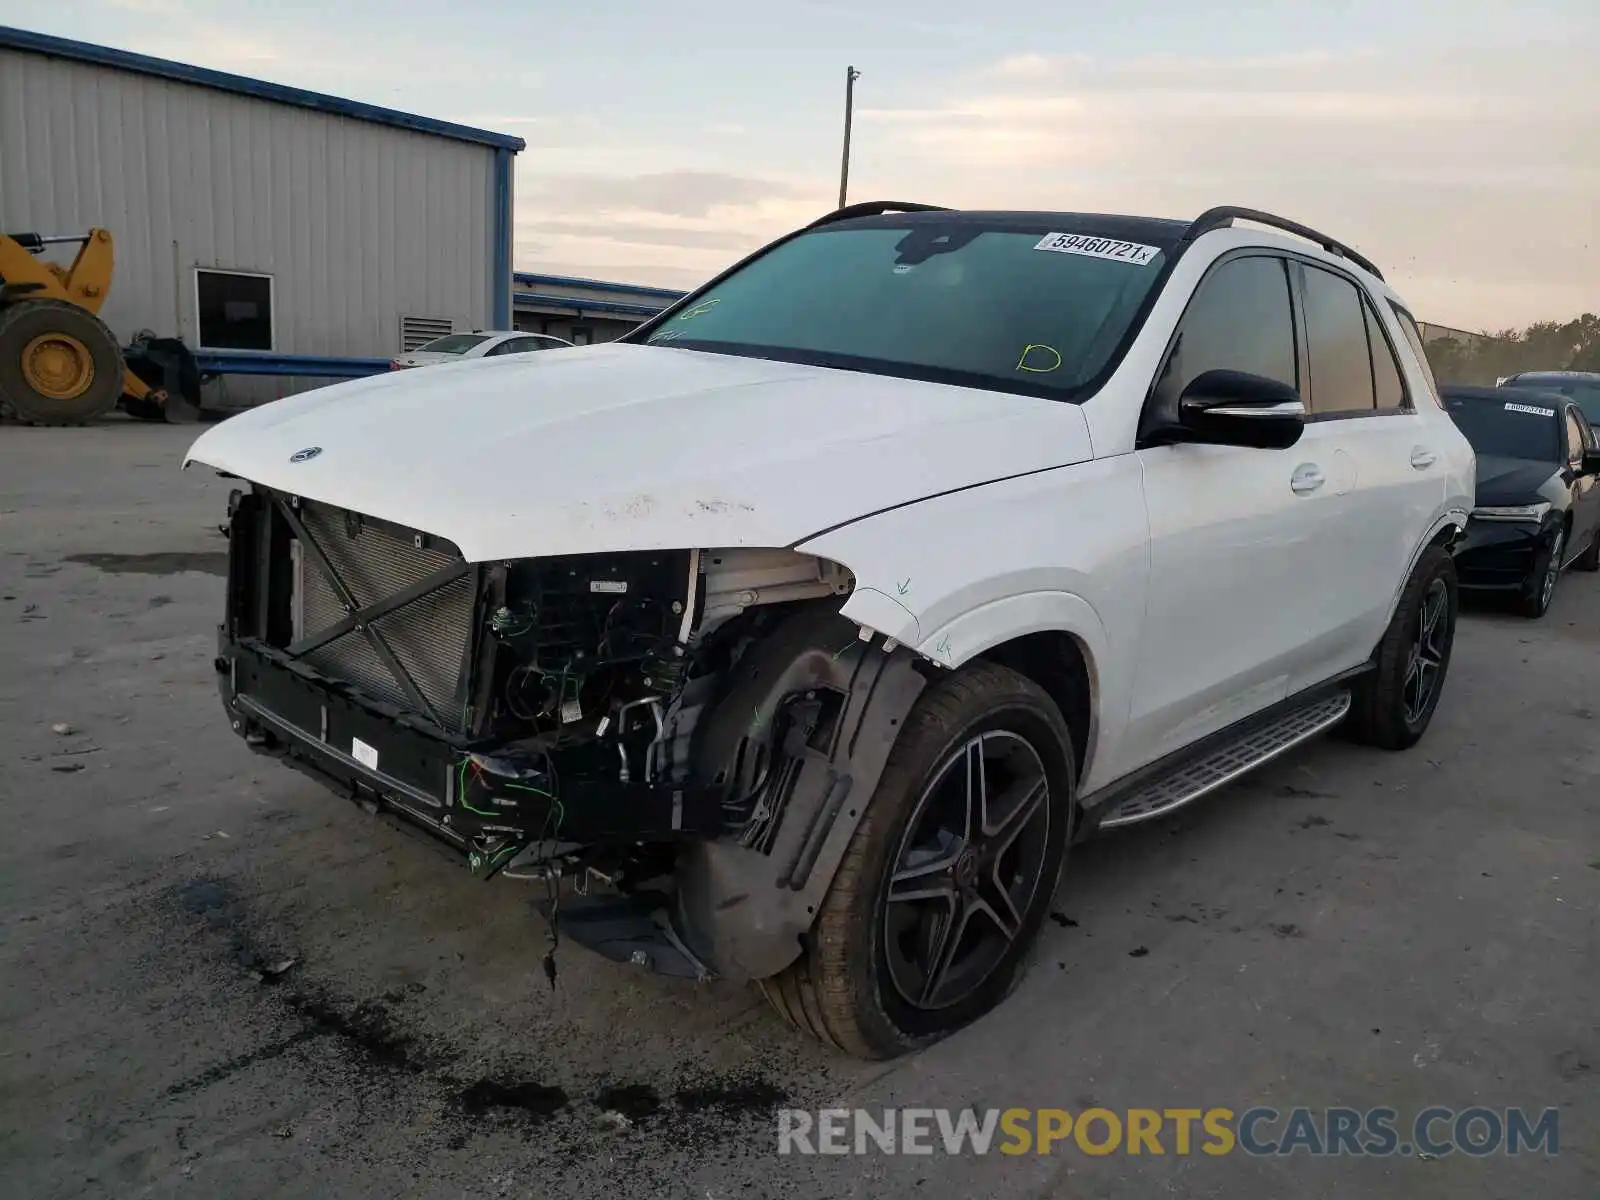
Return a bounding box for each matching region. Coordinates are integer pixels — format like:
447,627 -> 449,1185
838,65 -> 861,209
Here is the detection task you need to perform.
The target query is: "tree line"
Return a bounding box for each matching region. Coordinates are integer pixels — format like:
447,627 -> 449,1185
1424,313 -> 1600,385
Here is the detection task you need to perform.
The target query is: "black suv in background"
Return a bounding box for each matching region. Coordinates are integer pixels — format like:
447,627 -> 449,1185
1498,371 -> 1600,426
1444,385 -> 1600,617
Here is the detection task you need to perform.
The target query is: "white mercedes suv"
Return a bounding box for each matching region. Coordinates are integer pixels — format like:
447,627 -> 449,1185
185,202 -> 1475,1060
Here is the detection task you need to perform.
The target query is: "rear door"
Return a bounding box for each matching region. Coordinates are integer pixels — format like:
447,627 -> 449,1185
1290,261 -> 1445,689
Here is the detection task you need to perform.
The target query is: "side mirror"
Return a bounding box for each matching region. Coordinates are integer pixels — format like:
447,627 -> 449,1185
1581,451 -> 1600,476
1178,370 -> 1306,450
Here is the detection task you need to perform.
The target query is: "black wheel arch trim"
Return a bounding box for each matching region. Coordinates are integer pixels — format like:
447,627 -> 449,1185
671,604 -> 934,982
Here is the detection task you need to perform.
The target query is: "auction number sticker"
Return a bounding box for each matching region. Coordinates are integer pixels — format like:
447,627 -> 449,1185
1504,402 -> 1555,417
1034,232 -> 1160,266
351,737 -> 379,771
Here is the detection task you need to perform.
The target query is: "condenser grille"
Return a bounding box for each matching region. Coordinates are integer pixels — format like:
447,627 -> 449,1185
292,501 -> 474,731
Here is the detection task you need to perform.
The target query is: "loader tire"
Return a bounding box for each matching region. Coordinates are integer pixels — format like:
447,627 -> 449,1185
0,299 -> 124,425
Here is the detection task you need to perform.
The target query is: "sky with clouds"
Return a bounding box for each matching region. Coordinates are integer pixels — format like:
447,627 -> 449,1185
5,0 -> 1596,330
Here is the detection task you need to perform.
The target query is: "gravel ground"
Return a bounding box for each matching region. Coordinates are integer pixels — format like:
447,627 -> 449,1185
1,419 -> 1595,1199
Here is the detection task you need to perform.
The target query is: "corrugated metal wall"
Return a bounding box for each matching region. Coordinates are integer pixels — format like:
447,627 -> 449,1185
0,48 -> 496,400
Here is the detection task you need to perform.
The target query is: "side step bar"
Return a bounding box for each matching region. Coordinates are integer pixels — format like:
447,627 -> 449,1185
1099,691 -> 1353,829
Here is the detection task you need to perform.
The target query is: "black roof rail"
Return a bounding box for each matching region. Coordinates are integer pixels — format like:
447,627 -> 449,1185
806,200 -> 952,229
1182,206 -> 1385,281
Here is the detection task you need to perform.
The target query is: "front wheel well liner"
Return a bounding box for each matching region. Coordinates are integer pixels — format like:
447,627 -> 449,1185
977,630 -> 1093,786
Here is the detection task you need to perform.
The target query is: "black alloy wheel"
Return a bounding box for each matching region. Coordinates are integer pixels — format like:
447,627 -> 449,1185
882,729 -> 1052,1011
1401,576 -> 1450,727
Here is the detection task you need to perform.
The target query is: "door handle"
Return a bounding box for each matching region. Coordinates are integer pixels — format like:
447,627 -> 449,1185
1411,446 -> 1437,469
1290,464 -> 1325,494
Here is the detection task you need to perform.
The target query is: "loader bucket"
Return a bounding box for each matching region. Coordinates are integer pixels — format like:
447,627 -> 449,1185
122,336 -> 203,422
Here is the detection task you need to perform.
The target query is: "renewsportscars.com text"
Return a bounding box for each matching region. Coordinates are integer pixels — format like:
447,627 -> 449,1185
776,1106 -> 1560,1158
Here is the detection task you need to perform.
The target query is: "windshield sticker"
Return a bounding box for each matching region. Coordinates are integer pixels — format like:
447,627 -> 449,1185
1505,402 -> 1555,417
1034,232 -> 1159,266
1016,344 -> 1063,374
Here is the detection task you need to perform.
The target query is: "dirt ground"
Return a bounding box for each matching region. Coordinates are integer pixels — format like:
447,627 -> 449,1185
1,419 -> 1595,1199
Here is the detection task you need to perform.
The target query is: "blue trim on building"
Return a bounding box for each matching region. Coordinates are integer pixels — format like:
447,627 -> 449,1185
492,150 -> 514,328
512,292 -> 673,319
513,271 -> 687,301
194,352 -> 392,378
0,25 -> 526,152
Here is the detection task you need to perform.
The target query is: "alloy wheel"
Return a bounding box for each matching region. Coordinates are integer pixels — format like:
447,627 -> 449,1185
882,729 -> 1052,1011
1541,530 -> 1565,610
1402,577 -> 1450,726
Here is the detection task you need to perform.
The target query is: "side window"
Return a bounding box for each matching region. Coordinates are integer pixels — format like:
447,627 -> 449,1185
1300,264 -> 1375,415
486,337 -> 535,357
1156,255 -> 1296,407
1564,408 -> 1586,466
1388,303 -> 1445,409
1362,301 -> 1408,410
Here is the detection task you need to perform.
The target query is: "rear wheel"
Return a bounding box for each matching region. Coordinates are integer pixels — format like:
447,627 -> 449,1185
1343,544 -> 1458,750
0,299 -> 124,425
758,660 -> 1075,1059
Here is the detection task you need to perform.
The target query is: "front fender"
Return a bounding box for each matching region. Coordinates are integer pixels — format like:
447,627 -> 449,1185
911,590 -> 1113,785
799,454 -> 1149,795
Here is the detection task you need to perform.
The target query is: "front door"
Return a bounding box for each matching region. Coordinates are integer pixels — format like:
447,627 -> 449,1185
1120,252 -> 1339,774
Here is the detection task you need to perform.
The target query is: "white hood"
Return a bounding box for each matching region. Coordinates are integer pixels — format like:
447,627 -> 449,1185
185,343 -> 1095,562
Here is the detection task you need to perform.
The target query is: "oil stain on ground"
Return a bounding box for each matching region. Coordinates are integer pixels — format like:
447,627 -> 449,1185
160,875 -> 806,1167
65,551 -> 227,577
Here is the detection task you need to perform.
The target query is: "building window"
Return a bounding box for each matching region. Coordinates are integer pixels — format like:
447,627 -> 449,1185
196,269 -> 273,351
400,315 -> 454,352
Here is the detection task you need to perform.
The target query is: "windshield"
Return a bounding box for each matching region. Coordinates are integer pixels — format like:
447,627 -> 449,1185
416,333 -> 489,354
1445,394 -> 1561,461
1507,376 -> 1600,425
639,223 -> 1169,399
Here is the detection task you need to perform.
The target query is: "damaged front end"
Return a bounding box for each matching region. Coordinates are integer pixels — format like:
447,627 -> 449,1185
216,486 -> 930,982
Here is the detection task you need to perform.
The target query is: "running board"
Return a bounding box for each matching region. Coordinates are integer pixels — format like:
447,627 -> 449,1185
1099,691 -> 1353,829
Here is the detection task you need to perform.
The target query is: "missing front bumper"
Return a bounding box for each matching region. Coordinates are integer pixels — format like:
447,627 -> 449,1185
219,637 -> 728,855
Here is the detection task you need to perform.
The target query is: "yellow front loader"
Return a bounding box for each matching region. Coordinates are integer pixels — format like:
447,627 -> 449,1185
0,228 -> 197,425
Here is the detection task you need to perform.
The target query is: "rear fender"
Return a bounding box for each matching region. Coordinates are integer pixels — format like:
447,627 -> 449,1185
1382,509 -> 1468,633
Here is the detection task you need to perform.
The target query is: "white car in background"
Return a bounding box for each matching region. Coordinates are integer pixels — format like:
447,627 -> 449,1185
390,330 -> 574,370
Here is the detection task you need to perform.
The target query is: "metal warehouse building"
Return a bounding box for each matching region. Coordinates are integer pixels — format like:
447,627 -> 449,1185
0,25 -> 524,401
513,273 -> 687,346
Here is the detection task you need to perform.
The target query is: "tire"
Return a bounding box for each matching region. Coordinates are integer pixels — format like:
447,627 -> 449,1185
1518,523 -> 1566,619
1343,543 -> 1458,751
0,299 -> 125,425
1573,526 -> 1599,572
757,660 -> 1076,1059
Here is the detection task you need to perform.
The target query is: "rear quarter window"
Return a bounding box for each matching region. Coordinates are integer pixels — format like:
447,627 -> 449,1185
1387,304 -> 1445,409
